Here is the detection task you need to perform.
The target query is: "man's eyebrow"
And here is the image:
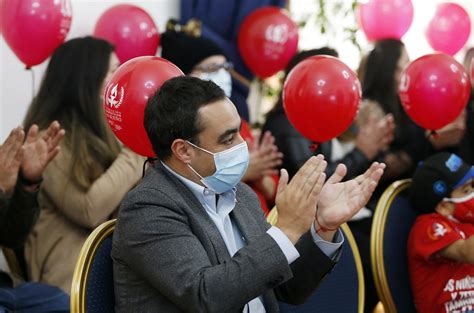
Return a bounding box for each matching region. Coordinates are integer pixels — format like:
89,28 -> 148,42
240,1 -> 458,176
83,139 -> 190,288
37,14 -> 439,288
218,127 -> 239,142
217,120 -> 242,142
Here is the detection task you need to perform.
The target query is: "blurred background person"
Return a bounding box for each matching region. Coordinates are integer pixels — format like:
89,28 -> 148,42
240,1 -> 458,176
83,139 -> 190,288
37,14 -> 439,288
263,47 -> 394,181
23,37 -> 144,293
360,39 -> 426,189
0,123 -> 69,312
262,47 -> 395,312
408,153 -> 474,313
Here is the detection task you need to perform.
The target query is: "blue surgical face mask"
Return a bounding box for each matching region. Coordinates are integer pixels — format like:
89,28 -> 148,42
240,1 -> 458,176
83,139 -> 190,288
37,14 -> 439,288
186,141 -> 249,194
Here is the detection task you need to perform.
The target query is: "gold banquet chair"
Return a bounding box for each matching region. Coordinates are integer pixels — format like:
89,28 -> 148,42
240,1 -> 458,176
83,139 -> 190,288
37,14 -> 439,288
371,179 -> 416,313
71,219 -> 116,313
267,209 -> 364,313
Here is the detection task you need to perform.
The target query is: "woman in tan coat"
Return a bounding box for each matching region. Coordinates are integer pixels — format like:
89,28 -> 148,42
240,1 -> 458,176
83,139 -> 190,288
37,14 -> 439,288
23,37 -> 143,293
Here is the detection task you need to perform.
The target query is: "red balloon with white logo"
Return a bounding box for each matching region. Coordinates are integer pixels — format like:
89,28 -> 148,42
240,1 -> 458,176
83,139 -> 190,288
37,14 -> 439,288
238,7 -> 298,78
398,54 -> 470,131
1,0 -> 72,68
283,55 -> 361,143
94,4 -> 160,64
104,56 -> 183,157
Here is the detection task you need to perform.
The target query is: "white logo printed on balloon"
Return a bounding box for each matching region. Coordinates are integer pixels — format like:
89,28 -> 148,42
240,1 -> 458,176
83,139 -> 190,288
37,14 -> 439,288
106,83 -> 125,109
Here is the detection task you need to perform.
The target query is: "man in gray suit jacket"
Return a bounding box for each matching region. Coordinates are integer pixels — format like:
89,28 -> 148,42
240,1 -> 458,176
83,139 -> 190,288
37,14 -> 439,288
112,76 -> 385,312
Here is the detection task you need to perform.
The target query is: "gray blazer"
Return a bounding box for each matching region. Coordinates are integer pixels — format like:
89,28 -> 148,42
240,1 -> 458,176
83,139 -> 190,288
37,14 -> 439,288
112,162 -> 337,313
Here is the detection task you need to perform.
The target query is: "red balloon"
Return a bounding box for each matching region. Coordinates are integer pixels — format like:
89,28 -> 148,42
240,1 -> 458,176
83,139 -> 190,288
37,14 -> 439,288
357,0 -> 414,41
94,4 -> 160,64
1,0 -> 72,68
398,54 -> 470,130
104,56 -> 183,157
283,56 -> 361,143
426,3 -> 471,56
238,7 -> 298,78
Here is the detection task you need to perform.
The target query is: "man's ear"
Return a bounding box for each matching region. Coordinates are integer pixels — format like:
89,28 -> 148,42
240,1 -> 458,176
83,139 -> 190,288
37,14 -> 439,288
435,200 -> 455,217
171,139 -> 193,163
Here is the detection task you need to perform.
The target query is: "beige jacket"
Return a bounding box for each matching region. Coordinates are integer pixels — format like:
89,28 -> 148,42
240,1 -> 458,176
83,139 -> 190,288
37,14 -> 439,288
25,145 -> 144,293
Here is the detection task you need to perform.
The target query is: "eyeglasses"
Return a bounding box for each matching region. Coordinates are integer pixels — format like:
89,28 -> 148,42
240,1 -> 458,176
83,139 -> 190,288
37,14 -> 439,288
193,61 -> 233,73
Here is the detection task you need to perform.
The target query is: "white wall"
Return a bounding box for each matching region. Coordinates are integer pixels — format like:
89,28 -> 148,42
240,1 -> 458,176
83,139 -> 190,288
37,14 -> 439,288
0,0 -> 180,141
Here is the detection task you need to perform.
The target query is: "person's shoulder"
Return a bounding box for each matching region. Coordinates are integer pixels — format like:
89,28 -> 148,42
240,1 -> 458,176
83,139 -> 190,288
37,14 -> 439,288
410,213 -> 460,243
412,213 -> 447,230
121,165 -> 178,207
415,212 -> 443,223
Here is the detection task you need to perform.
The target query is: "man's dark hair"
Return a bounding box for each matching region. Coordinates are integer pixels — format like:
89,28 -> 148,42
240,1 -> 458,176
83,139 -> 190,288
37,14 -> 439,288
144,76 -> 226,160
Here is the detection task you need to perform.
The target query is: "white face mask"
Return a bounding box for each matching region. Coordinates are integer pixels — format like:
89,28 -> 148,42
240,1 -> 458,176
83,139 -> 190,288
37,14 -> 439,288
443,192 -> 474,203
199,68 -> 232,97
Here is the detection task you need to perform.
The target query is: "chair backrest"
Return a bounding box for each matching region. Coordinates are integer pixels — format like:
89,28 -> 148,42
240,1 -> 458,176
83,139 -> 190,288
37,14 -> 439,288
266,210 -> 364,313
71,219 -> 116,313
371,179 -> 417,313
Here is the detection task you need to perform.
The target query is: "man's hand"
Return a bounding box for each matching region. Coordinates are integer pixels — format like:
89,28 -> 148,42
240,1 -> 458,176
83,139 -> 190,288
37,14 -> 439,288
21,121 -> 65,182
275,155 -> 327,244
0,127 -> 25,195
316,162 -> 386,231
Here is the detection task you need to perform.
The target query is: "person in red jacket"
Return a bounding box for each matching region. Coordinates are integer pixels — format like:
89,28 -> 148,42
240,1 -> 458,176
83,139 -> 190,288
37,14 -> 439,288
408,152 -> 474,313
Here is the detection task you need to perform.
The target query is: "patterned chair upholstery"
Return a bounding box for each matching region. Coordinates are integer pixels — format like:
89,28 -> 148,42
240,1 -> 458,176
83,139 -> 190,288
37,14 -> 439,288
71,219 -> 116,313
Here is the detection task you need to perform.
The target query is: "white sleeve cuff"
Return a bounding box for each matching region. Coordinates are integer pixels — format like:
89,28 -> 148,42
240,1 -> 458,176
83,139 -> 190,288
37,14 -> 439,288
267,226 -> 300,264
310,224 -> 344,259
